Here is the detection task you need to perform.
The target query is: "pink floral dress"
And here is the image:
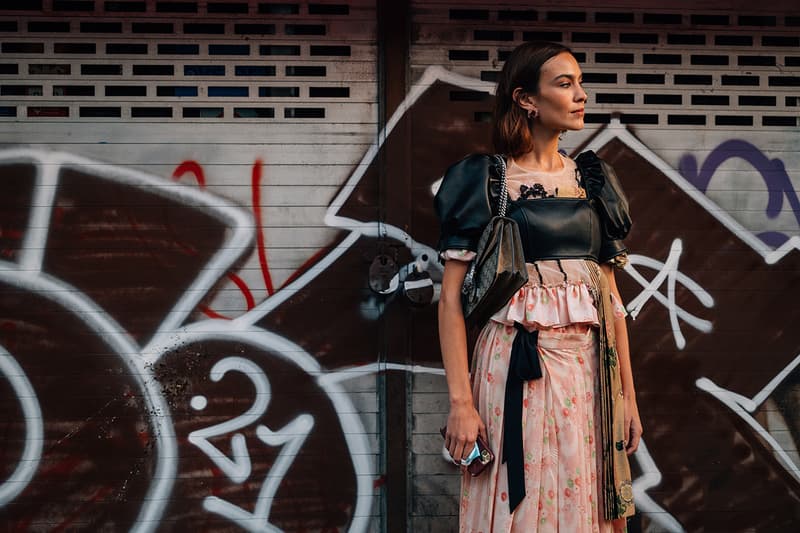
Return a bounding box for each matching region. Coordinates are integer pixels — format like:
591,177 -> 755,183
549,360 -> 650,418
443,154 -> 628,533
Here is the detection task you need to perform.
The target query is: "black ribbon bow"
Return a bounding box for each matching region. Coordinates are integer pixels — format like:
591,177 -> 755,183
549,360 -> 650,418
502,322 -> 543,513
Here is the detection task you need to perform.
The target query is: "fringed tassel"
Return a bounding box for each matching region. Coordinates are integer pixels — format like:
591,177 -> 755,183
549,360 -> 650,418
588,263 -> 635,520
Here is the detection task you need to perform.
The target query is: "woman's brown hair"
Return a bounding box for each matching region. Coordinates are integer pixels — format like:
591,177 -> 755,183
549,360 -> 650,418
492,41 -> 574,158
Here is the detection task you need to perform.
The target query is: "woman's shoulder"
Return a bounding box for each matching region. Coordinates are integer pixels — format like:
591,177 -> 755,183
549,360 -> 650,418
434,153 -> 497,251
442,153 -> 497,177
574,150 -> 619,196
573,150 -> 602,180
435,153 -> 494,218
574,150 -> 631,238
437,153 -> 498,196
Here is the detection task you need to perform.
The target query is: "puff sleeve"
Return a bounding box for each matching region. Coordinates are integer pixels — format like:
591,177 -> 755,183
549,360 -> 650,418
433,154 -> 494,258
575,151 -> 632,265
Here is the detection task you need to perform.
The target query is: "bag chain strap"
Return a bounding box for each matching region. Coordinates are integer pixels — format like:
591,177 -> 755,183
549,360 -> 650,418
463,155 -> 508,299
494,154 -> 508,217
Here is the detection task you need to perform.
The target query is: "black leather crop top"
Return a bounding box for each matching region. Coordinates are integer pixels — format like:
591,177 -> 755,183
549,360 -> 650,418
434,150 -> 631,264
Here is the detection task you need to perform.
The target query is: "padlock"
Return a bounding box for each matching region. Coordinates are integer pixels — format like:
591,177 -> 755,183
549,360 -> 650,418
404,267 -> 434,307
368,254 -> 399,294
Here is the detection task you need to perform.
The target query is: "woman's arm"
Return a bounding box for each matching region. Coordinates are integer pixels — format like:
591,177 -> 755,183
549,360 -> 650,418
601,263 -> 643,455
438,259 -> 487,463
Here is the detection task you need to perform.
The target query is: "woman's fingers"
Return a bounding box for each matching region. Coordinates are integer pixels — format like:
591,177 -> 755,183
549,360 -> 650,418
453,443 -> 467,464
623,397 -> 642,455
452,440 -> 464,464
455,437 -> 475,462
445,407 -> 485,463
447,432 -> 477,463
626,419 -> 642,455
445,432 -> 455,463
623,414 -> 631,447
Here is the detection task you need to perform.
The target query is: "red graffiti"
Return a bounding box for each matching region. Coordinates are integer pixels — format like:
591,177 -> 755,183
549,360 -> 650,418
1,150 -> 361,531
228,272 -> 256,310
11,456 -> 84,530
172,159 -> 273,318
251,159 -> 276,296
171,158 -> 319,318
50,485 -> 115,533
171,161 -> 206,187
280,244 -> 333,289
198,304 -> 230,320
0,228 -> 23,239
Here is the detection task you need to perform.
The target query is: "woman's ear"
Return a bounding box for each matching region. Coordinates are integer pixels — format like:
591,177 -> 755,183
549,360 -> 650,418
512,87 -> 537,117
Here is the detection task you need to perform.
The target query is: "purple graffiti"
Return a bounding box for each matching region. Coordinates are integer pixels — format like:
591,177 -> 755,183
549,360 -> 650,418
679,139 -> 800,247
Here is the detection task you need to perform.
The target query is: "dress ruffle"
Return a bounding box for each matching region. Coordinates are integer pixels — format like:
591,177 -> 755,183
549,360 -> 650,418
439,249 -> 476,262
490,280 -> 600,329
490,278 -> 627,329
440,249 -> 629,325
575,150 -> 632,241
574,150 -> 605,199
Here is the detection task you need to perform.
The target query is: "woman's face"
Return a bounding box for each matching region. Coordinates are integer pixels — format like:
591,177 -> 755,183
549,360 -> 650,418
530,52 -> 587,131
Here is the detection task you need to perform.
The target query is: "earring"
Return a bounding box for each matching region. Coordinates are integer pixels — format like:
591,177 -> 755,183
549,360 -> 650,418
527,108 -> 538,119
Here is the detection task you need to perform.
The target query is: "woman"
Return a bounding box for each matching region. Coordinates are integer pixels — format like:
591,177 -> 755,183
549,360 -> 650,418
435,41 -> 643,532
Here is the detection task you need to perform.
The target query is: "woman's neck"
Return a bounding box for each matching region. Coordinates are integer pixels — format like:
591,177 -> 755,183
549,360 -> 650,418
514,130 -> 562,172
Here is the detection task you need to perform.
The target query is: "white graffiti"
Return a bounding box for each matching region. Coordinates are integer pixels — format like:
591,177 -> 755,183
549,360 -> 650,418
318,362 -> 445,387
696,352 -> 800,484
189,356 -> 315,532
631,440 -> 685,532
2,63 -> 798,532
146,326 -> 376,533
0,265 -> 178,533
0,147 -> 257,532
314,68 -> 792,530
0,149 -> 246,531
0,345 -> 43,506
189,357 -> 282,484
0,148 -> 383,531
625,238 -> 714,349
582,121 -> 800,265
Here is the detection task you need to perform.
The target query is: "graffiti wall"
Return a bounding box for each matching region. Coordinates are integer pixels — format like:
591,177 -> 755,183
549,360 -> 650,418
0,1 -> 799,531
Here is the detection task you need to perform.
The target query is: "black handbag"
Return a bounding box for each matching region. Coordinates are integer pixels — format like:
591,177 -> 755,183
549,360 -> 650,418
461,155 -> 529,327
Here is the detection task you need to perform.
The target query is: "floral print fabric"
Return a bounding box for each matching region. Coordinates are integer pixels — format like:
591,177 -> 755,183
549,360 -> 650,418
490,261 -> 627,330
507,153 -> 585,201
446,153 -> 633,530
460,325 -> 617,533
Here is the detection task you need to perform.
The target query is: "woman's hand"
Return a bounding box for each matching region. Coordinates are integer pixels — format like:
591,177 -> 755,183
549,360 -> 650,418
624,393 -> 642,455
444,400 -> 487,464
438,259 -> 485,464
603,263 -> 642,456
